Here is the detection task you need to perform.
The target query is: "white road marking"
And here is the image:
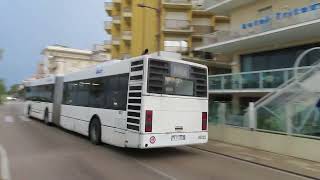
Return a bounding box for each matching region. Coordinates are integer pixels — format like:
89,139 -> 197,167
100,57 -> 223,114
134,159 -> 177,180
19,116 -> 31,122
3,116 -> 14,123
0,145 -> 11,180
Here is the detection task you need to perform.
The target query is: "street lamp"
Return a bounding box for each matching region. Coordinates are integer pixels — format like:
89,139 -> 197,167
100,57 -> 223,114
137,1 -> 161,56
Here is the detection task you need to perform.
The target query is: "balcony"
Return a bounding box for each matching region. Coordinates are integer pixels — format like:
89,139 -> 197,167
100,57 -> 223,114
123,8 -> 132,18
192,25 -> 213,38
112,16 -> 121,25
113,0 -> 121,4
120,53 -> 131,60
122,31 -> 132,41
162,0 -> 192,9
208,66 -> 312,94
196,10 -> 320,54
104,40 -> 112,50
203,0 -> 257,15
163,19 -> 193,33
164,46 -> 189,55
112,37 -> 120,46
104,2 -> 113,15
104,21 -> 112,33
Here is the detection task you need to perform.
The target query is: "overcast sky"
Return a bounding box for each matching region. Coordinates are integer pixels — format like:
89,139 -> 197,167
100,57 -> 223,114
0,0 -> 110,88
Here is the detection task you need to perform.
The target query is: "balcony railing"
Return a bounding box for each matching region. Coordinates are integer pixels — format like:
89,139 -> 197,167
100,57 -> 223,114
104,21 -> 112,30
163,19 -> 193,31
112,16 -> 121,24
164,46 -> 189,55
192,25 -> 213,35
209,66 -> 312,91
203,10 -> 320,46
104,2 -> 113,10
163,0 -> 191,4
122,31 -> 132,40
112,37 -> 120,45
203,0 -> 228,6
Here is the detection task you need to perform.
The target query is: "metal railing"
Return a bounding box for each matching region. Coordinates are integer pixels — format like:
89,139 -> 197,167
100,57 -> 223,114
104,40 -> 111,45
192,25 -> 213,35
112,16 -> 121,24
104,21 -> 112,29
204,10 -> 320,46
163,0 -> 192,4
164,19 -> 192,31
203,0 -> 227,8
164,46 -> 189,54
104,2 -> 113,9
209,66 -> 312,91
122,31 -> 132,40
112,37 -> 120,45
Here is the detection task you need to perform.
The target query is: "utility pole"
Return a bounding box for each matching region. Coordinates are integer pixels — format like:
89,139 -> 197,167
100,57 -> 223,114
137,0 -> 162,56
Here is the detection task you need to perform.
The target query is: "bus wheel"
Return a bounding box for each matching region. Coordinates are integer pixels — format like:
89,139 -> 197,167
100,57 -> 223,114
44,109 -> 50,126
89,118 -> 101,145
27,105 -> 31,118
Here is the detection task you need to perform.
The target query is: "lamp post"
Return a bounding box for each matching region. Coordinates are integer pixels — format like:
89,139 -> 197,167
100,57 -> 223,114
137,1 -> 161,56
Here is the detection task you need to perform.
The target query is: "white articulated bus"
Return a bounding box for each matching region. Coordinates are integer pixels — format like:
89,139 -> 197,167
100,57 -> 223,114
24,75 -> 55,124
25,53 -> 208,148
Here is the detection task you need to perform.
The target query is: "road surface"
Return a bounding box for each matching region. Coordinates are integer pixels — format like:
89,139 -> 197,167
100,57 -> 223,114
0,102 -> 312,180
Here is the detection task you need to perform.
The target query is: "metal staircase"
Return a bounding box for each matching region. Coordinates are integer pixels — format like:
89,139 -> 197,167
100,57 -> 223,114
254,59 -> 320,136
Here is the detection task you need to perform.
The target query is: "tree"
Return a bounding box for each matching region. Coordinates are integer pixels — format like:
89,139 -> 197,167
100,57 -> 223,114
8,84 -> 20,95
0,79 -> 6,104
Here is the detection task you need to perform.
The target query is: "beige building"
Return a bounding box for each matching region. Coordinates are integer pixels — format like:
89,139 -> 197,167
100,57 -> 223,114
40,45 -> 110,76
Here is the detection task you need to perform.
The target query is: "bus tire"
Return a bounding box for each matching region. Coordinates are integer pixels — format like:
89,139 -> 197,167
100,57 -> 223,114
89,117 -> 102,145
27,105 -> 31,118
44,108 -> 51,126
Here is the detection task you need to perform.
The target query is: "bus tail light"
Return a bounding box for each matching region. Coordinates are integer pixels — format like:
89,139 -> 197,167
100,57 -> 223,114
202,112 -> 207,130
145,110 -> 153,132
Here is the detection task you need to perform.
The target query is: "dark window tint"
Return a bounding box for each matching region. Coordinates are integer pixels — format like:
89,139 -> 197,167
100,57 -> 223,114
89,78 -> 105,108
76,81 -> 90,106
25,84 -> 54,102
63,82 -> 78,105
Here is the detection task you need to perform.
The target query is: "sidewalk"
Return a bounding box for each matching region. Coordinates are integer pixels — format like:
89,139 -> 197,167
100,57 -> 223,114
192,140 -> 320,179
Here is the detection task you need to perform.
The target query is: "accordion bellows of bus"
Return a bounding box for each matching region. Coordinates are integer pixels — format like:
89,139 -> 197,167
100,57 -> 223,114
24,52 -> 209,149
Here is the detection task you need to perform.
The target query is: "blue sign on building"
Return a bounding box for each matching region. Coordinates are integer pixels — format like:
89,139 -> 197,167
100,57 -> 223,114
241,3 -> 320,30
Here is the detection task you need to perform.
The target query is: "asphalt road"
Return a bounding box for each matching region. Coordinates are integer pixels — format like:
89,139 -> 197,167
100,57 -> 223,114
0,102 -> 312,180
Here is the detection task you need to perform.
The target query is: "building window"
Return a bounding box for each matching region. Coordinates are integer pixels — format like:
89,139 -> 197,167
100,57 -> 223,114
241,43 -> 320,72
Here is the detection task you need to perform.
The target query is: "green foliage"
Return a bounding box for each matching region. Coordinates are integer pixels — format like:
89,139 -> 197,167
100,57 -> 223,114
8,84 -> 20,95
0,79 -> 6,104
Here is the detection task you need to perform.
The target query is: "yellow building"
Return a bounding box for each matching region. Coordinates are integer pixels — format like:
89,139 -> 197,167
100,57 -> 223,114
104,0 -> 225,65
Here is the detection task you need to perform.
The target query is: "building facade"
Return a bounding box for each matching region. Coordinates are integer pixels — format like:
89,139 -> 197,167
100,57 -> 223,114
104,0 -> 228,67
196,0 -> 320,123
30,45 -> 110,79
192,0 -> 320,161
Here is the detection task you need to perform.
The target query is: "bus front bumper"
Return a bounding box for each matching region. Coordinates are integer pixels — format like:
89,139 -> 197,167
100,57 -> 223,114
139,131 -> 208,149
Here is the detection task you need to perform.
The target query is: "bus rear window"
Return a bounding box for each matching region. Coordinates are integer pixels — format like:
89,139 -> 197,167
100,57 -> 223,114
148,59 -> 207,97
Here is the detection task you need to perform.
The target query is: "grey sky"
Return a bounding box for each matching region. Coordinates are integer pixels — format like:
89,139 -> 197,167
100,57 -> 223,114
0,0 -> 110,88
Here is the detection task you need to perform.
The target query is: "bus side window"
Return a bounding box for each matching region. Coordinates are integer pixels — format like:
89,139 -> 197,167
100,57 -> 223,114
89,78 -> 105,108
105,76 -> 120,110
76,81 -> 90,107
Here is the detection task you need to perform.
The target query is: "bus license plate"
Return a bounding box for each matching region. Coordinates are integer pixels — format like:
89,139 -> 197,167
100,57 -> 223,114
171,135 -> 185,141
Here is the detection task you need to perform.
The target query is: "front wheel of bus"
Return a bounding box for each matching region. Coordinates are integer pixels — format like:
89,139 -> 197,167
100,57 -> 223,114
89,118 -> 101,145
44,109 -> 50,126
27,105 -> 31,118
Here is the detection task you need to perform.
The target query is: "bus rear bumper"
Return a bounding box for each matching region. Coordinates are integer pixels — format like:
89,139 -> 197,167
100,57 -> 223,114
139,131 -> 208,149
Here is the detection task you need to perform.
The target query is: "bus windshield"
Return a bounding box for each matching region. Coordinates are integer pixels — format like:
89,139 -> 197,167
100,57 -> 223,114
148,59 -> 207,97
